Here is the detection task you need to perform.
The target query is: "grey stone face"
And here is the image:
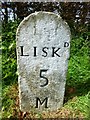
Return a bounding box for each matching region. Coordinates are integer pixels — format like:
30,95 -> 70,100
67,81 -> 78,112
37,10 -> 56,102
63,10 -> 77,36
16,12 -> 71,112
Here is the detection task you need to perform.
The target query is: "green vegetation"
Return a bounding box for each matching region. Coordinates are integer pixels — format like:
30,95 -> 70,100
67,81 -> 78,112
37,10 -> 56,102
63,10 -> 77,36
2,21 -> 19,118
1,21 -> 90,118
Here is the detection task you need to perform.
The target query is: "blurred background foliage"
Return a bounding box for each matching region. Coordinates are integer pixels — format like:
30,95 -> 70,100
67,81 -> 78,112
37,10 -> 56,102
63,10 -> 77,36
1,2 -> 90,36
1,2 -> 90,118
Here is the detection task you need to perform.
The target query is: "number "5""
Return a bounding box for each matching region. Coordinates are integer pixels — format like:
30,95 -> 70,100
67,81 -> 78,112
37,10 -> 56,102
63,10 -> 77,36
40,69 -> 48,87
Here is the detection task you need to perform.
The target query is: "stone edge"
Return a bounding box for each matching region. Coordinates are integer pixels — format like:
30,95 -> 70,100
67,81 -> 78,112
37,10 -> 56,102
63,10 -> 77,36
16,11 -> 71,41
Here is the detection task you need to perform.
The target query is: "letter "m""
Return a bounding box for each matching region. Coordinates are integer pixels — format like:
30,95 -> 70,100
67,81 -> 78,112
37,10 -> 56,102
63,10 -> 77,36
35,97 -> 48,108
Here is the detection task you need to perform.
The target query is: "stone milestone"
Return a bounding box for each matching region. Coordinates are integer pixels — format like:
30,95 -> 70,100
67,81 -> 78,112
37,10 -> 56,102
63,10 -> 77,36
16,12 -> 71,112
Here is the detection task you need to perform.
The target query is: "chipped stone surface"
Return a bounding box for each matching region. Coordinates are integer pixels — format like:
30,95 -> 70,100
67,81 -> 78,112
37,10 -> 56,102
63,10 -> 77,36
16,12 -> 71,112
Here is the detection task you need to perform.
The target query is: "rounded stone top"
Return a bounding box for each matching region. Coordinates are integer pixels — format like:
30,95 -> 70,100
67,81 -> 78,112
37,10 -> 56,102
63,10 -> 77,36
16,11 -> 71,38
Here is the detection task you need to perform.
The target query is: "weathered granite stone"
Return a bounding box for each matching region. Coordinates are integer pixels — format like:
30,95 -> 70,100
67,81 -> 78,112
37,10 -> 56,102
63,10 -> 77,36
16,12 -> 71,112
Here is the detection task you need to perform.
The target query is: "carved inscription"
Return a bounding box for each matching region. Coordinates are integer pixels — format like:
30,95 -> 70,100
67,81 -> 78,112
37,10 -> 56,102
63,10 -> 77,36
20,42 -> 69,57
35,97 -> 48,108
64,42 -> 69,47
40,69 -> 48,87
20,46 -> 29,56
19,42 -> 70,108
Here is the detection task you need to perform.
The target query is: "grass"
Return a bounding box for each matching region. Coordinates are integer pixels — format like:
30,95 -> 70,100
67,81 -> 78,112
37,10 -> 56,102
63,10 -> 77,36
1,33 -> 90,118
64,37 -> 90,118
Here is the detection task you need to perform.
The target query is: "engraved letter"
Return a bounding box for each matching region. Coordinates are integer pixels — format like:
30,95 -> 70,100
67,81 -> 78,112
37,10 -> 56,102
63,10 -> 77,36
52,47 -> 60,57
42,47 -> 48,57
34,47 -> 37,57
64,42 -> 69,47
35,97 -> 48,108
20,46 -> 29,56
